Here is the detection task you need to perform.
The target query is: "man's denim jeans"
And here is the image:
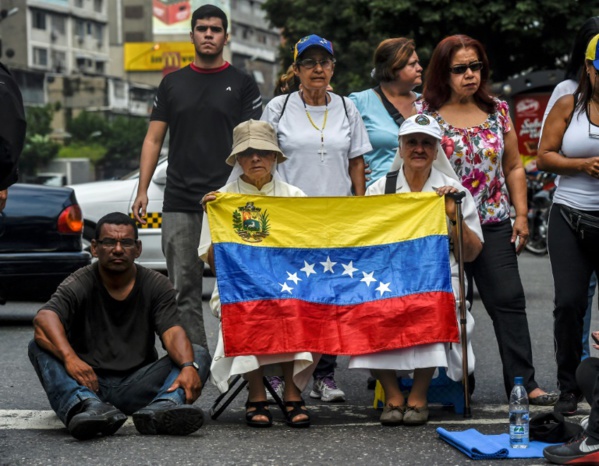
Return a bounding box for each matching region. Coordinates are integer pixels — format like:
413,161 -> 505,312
28,340 -> 210,426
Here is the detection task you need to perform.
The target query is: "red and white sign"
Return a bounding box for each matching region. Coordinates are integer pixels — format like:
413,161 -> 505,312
513,94 -> 550,156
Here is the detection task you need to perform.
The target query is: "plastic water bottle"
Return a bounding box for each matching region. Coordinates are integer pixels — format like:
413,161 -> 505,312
509,376 -> 529,448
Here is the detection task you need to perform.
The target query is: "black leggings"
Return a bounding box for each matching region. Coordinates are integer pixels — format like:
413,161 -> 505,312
548,205 -> 599,394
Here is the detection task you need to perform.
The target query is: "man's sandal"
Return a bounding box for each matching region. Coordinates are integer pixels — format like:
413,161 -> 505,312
285,400 -> 311,428
245,401 -> 273,428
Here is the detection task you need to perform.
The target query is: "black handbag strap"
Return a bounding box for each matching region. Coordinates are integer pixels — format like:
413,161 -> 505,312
385,170 -> 399,194
373,86 -> 405,127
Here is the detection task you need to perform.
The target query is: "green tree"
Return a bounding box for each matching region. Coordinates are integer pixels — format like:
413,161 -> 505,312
64,111 -> 148,175
101,116 -> 147,172
19,105 -> 60,177
67,111 -> 109,143
263,0 -> 597,95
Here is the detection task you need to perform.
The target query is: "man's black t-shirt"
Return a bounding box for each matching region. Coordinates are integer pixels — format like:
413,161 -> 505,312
151,62 -> 262,212
42,263 -> 180,373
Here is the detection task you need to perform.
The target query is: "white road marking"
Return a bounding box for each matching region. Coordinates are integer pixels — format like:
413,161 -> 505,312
0,410 -> 134,430
0,403 -> 589,430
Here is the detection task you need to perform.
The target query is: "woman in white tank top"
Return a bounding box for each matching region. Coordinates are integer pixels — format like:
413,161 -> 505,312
538,33 -> 599,418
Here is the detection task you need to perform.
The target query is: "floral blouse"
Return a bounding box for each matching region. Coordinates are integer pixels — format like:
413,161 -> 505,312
417,99 -> 512,225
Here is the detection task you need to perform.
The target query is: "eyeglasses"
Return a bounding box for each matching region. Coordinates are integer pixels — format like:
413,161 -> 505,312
96,238 -> 138,249
195,25 -> 224,33
449,61 -> 483,74
297,58 -> 336,70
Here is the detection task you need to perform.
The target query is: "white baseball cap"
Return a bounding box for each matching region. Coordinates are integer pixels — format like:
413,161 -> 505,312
398,114 -> 443,140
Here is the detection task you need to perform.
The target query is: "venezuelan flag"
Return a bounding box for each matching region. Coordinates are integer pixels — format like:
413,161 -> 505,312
207,192 -> 458,357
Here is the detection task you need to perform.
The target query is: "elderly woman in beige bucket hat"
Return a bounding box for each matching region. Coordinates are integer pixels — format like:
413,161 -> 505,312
198,120 -> 319,428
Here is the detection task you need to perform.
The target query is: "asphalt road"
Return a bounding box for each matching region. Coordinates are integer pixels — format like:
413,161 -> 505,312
0,254 -> 597,465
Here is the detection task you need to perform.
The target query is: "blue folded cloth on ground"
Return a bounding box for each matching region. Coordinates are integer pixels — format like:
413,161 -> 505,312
436,427 -> 556,459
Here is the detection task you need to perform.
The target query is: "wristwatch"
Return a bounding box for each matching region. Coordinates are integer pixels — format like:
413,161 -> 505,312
180,361 -> 199,370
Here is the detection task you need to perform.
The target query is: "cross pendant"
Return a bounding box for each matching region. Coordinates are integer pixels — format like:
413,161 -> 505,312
318,146 -> 327,162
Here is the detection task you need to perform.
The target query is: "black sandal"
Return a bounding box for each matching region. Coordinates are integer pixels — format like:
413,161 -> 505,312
285,400 -> 311,428
245,401 -> 273,428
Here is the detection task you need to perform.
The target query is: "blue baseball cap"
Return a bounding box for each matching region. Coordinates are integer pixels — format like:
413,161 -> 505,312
586,33 -> 599,69
293,35 -> 334,61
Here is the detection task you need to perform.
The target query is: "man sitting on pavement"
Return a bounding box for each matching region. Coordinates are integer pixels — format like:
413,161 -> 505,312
28,212 -> 210,440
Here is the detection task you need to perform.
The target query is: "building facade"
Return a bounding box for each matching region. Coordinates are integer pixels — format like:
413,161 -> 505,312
0,0 -> 281,138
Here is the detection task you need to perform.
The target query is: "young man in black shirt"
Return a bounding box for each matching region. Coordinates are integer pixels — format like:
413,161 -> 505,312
131,4 -> 262,349
29,213 -> 210,440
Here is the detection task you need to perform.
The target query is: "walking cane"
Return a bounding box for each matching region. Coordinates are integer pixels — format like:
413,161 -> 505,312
447,190 -> 472,418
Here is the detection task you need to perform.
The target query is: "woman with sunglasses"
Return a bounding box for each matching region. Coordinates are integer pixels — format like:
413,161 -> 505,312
349,38 -> 422,186
537,33 -> 599,418
418,34 -> 556,405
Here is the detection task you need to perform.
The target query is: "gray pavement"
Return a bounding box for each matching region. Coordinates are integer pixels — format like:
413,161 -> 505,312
0,254 -> 597,465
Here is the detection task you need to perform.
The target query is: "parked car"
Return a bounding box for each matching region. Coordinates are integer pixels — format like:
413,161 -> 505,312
71,157 -> 168,271
0,184 -> 91,302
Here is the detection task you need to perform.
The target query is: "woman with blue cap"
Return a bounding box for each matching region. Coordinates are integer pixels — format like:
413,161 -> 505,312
261,34 -> 373,403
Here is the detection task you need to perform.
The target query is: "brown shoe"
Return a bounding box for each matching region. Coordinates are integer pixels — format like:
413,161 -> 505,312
380,404 -> 405,426
403,404 -> 429,425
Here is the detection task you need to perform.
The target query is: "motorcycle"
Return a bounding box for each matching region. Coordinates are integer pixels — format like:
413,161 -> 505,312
525,171 -> 556,255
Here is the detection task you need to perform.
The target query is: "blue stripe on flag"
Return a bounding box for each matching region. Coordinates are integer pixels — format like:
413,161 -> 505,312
214,235 -> 452,305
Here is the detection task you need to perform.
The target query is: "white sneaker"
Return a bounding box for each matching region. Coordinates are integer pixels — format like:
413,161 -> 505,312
265,376 -> 285,403
581,415 -> 589,431
310,374 -> 346,402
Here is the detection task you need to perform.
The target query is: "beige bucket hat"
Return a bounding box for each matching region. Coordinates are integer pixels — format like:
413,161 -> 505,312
226,119 -> 287,166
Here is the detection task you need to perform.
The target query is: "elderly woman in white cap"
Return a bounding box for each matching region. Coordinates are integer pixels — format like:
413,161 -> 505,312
349,114 -> 483,426
199,120 -> 317,428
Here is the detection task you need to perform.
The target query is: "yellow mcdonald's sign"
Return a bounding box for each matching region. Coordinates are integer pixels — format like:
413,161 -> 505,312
124,42 -> 195,71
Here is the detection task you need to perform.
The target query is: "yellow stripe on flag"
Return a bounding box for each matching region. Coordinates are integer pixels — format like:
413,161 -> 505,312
207,192 -> 448,248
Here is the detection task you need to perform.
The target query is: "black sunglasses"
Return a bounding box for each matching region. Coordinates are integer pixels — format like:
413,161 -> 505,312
449,61 -> 483,75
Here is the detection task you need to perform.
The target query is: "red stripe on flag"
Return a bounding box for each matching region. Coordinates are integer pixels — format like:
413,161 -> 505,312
221,292 -> 458,357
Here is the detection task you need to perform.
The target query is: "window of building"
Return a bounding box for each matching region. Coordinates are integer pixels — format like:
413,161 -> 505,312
240,0 -> 252,14
113,80 -> 126,99
95,61 -> 105,74
75,20 -> 85,39
125,32 -> 145,42
124,5 -> 143,18
52,15 -> 66,35
33,47 -> 48,67
51,51 -> 66,72
32,10 -> 46,30
74,0 -> 83,7
87,22 -> 93,35
95,24 -> 103,42
93,0 -> 103,13
76,57 -> 86,69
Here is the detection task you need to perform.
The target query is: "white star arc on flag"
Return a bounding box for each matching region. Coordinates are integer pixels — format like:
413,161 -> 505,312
278,258 -> 393,298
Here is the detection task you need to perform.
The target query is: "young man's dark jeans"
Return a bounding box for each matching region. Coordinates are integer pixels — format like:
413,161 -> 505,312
28,340 -> 210,426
